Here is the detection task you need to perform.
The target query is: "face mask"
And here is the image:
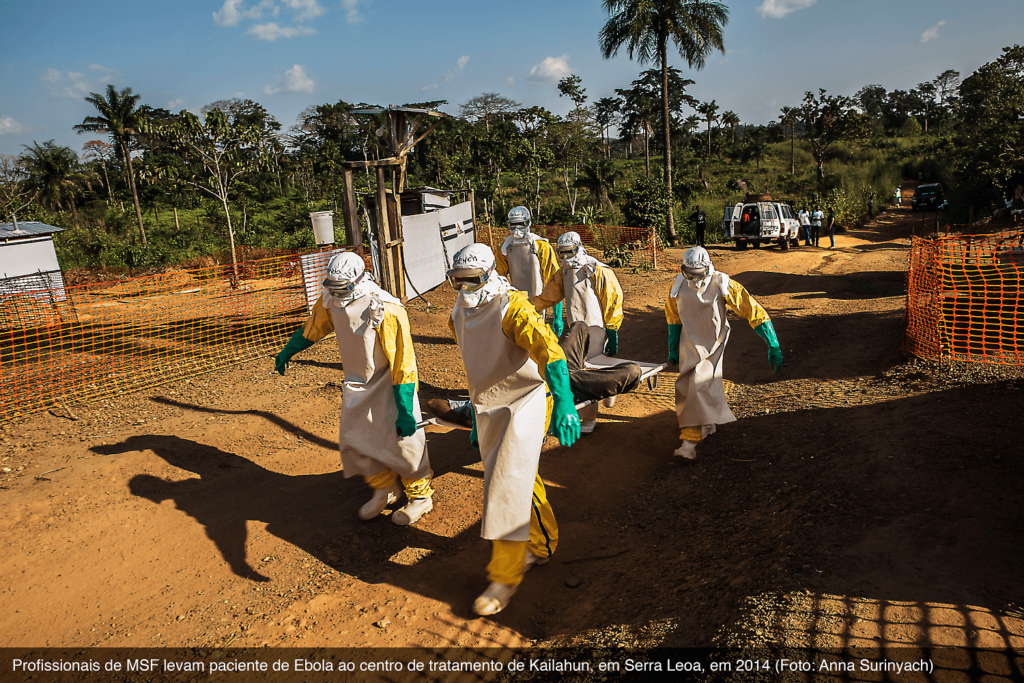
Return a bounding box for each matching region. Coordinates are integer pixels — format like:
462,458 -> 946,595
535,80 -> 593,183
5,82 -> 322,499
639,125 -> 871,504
509,225 -> 529,239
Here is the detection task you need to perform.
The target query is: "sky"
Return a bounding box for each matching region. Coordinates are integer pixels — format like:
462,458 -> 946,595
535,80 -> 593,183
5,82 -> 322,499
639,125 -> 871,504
1,0 -> 1022,157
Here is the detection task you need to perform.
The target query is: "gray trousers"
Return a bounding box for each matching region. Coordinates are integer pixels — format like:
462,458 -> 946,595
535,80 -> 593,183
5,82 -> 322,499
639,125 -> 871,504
560,322 -> 642,404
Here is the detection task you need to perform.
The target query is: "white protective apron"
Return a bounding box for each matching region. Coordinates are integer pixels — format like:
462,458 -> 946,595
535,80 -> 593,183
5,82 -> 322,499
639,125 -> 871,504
451,292 -> 548,542
563,259 -> 607,360
671,272 -> 738,428
330,294 -> 430,480
502,235 -> 545,299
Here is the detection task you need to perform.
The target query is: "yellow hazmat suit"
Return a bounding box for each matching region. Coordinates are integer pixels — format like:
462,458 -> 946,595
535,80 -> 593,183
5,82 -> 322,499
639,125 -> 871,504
495,233 -> 560,299
298,290 -> 433,499
449,289 -> 565,587
532,253 -> 623,359
666,271 -> 769,442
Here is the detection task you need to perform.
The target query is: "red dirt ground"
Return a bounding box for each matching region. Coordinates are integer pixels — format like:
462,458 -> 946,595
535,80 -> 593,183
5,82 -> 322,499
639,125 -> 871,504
1,194 -> 1022,669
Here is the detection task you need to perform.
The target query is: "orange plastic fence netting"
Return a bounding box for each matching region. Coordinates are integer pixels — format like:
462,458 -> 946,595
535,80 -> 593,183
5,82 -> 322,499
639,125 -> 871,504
905,229 -> 1024,364
0,249 -> 353,422
476,224 -> 661,269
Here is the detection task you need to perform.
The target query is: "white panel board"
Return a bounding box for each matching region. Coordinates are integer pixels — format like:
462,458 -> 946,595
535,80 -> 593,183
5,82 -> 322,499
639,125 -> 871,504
402,200 -> 475,297
299,248 -> 343,314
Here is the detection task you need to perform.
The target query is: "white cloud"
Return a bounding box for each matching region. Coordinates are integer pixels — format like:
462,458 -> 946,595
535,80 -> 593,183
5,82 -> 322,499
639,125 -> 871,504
527,55 -> 571,84
216,0 -> 322,36
920,20 -> 946,43
341,0 -> 363,24
445,54 -> 470,82
757,0 -> 816,19
505,76 -> 516,87
168,98 -> 186,110
213,0 -> 265,27
265,64 -> 316,95
422,83 -> 438,91
0,116 -> 32,136
40,66 -> 118,99
283,0 -> 325,22
247,22 -> 316,40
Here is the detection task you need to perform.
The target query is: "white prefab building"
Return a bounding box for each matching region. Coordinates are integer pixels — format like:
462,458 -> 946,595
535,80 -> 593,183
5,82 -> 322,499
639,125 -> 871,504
0,221 -> 67,301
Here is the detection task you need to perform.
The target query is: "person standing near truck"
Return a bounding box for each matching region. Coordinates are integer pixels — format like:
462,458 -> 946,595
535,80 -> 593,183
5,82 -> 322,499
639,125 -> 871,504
826,208 -> 836,248
894,186 -> 902,208
798,208 -> 811,246
810,206 -> 824,247
690,207 -> 707,247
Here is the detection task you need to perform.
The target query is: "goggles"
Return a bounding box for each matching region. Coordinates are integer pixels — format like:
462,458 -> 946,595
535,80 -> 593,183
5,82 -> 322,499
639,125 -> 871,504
682,266 -> 708,281
446,265 -> 492,292
557,246 -> 579,260
323,270 -> 366,297
508,221 -> 529,232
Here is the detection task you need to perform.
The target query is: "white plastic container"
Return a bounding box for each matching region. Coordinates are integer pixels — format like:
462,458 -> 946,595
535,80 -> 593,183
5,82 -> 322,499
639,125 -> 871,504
309,211 -> 335,245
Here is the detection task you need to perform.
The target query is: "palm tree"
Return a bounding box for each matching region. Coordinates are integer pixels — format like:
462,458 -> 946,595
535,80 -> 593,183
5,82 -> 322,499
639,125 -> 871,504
722,110 -> 740,144
779,106 -> 798,174
600,0 -> 729,246
20,141 -> 93,228
697,100 -> 719,159
74,85 -> 148,245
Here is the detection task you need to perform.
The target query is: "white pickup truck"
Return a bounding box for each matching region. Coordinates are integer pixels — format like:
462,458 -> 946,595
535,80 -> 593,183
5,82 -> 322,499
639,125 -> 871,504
722,196 -> 801,250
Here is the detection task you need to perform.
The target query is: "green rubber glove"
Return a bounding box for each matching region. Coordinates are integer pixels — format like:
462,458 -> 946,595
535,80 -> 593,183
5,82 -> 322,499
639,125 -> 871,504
545,359 -> 581,447
392,384 -> 418,437
275,328 -> 314,375
754,320 -> 783,372
469,406 -> 479,449
603,328 -> 618,356
551,301 -> 564,338
667,324 -> 681,365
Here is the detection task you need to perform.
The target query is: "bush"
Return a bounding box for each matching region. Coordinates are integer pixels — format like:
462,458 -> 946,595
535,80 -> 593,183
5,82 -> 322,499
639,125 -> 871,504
621,175 -> 669,243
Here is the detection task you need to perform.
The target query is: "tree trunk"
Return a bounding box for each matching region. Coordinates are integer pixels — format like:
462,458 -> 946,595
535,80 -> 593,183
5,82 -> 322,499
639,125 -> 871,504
661,41 -> 676,245
790,125 -> 795,175
122,143 -> 147,247
644,129 -> 650,178
173,206 -> 180,231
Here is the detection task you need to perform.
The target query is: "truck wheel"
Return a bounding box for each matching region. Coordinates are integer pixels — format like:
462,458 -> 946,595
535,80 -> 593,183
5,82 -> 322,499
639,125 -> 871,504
751,241 -> 761,249
779,236 -> 789,250
735,240 -> 747,251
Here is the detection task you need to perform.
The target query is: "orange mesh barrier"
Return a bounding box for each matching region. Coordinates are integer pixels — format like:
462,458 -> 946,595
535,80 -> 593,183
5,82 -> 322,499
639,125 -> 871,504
905,229 -> 1024,364
0,249 -> 356,422
476,224 -> 661,269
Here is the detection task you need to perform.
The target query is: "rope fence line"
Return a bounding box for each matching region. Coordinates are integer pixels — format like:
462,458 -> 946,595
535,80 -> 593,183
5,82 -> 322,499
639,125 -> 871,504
477,224 -> 661,270
905,229 -> 1024,365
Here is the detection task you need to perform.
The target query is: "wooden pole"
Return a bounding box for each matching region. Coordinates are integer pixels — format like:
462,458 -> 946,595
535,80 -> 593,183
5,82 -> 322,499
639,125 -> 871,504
373,166 -> 393,295
341,165 -> 361,255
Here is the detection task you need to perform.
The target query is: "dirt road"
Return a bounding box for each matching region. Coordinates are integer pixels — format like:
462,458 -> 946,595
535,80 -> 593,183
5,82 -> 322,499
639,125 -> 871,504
1,205 -> 1022,660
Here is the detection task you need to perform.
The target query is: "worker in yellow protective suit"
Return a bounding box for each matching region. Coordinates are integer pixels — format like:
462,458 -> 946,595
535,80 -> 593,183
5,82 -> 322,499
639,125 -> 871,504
274,252 -> 433,525
447,243 -> 580,616
495,206 -> 564,336
531,230 -> 624,433
666,247 -> 783,459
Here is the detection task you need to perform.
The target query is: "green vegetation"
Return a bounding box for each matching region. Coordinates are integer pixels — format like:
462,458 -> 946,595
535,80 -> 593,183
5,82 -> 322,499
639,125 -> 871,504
3,42 -> 1022,270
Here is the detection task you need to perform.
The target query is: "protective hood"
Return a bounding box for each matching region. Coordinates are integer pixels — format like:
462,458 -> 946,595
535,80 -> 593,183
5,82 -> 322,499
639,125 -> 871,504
671,264 -> 729,303
456,273 -> 511,309
322,252 -> 397,310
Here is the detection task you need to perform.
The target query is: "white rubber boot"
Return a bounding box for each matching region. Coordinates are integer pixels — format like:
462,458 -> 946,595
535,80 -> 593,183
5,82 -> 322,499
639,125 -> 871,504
581,419 -> 597,434
602,395 -> 616,408
392,497 -> 433,526
358,485 -> 399,520
673,440 -> 698,460
473,582 -> 517,616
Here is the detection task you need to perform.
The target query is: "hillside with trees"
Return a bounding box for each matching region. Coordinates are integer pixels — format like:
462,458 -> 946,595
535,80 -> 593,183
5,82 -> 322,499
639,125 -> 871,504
3,44 -> 1022,271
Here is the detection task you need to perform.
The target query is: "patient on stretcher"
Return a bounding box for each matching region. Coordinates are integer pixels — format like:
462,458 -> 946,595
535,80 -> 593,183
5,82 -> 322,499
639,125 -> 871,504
428,321 -> 642,433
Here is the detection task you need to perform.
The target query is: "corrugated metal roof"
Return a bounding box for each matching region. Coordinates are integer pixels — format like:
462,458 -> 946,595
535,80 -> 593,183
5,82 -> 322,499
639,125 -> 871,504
0,221 -> 64,238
